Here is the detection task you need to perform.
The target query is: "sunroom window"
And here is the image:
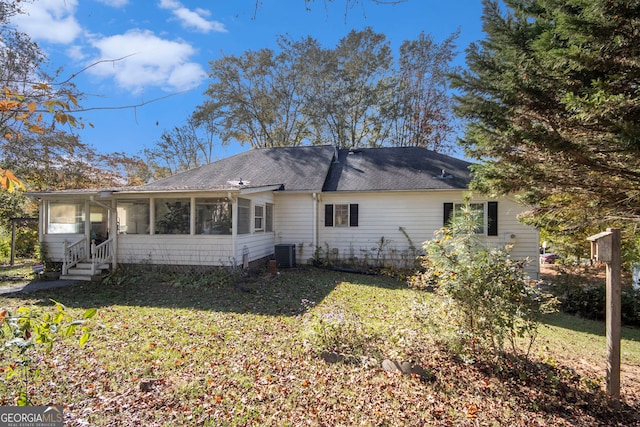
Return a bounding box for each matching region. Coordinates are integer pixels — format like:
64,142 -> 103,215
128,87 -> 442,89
116,199 -> 150,234
155,198 -> 190,234
196,198 -> 232,235
237,198 -> 251,235
47,201 -> 85,234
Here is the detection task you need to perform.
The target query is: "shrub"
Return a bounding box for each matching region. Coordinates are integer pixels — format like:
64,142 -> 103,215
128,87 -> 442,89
414,201 -> 556,358
0,301 -> 97,405
550,271 -> 640,327
300,302 -> 380,364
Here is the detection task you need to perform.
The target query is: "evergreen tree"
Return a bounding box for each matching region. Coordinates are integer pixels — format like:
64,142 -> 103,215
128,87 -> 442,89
453,0 -> 640,235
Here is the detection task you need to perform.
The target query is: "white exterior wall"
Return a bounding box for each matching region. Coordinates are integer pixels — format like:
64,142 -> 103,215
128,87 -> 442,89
317,191 -> 540,278
115,235 -> 234,266
38,189 -> 539,278
235,192 -> 276,264
41,234 -> 81,261
273,193 -> 316,263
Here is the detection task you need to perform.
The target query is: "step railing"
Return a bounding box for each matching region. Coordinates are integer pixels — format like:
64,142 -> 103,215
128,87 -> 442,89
90,237 -> 114,275
62,238 -> 87,276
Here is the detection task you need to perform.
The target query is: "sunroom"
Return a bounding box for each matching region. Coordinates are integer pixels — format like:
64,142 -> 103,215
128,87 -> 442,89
32,187 -> 277,280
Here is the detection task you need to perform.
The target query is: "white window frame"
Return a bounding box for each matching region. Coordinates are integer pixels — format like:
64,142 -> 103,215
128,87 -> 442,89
334,204 -> 349,227
254,204 -> 264,232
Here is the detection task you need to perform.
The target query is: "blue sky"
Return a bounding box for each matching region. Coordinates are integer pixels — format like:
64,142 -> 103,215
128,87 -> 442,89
11,0 -> 485,161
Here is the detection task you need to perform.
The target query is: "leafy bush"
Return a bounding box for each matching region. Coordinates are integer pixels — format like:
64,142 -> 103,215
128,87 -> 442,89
550,272 -> 640,327
0,231 -> 9,259
13,229 -> 38,258
0,301 -> 97,405
103,264 -> 243,289
413,201 -> 556,358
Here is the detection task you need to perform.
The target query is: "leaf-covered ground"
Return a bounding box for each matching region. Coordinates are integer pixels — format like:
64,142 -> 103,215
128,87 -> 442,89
1,267 -> 639,426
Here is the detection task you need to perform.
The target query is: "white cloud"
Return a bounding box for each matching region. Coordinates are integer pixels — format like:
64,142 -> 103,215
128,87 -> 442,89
66,45 -> 86,61
11,0 -> 82,44
88,30 -> 206,92
158,0 -> 227,33
94,0 -> 129,6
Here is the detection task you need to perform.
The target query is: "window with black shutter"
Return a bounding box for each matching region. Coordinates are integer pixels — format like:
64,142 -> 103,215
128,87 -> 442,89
325,203 -> 358,227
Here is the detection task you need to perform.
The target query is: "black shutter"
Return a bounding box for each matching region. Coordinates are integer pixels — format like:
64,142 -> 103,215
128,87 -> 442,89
487,201 -> 498,236
443,202 -> 453,226
325,204 -> 333,227
349,204 -> 359,227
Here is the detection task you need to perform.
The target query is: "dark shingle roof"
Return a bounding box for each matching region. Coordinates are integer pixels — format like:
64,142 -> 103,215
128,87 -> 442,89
26,146 -> 473,197
135,145 -> 336,192
132,145 -> 471,193
322,147 -> 472,191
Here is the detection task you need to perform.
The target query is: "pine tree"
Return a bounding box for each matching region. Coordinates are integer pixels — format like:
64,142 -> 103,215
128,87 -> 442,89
453,0 -> 640,232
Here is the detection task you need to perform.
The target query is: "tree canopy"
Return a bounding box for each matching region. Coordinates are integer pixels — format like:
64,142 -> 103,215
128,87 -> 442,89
195,28 -> 459,151
452,0 -> 640,245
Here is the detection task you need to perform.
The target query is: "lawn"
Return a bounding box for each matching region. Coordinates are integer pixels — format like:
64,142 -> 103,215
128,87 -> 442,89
0,267 -> 639,426
0,261 -> 38,288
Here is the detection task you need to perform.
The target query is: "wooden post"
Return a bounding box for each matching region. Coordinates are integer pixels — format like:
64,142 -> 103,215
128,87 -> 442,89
587,228 -> 622,406
606,228 -> 621,405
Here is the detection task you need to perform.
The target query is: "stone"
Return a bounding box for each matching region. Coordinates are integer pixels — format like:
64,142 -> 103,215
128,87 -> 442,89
320,351 -> 344,364
381,359 -> 402,373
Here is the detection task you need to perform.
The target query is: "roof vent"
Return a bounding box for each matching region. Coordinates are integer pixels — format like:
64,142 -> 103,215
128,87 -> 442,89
435,169 -> 453,180
227,179 -> 249,186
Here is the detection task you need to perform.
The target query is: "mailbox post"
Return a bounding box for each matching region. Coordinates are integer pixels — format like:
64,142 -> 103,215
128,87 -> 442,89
587,228 -> 621,405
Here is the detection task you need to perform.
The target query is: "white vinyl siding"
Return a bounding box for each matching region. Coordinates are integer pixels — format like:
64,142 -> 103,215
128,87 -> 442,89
317,191 -> 540,279
273,193 -> 315,262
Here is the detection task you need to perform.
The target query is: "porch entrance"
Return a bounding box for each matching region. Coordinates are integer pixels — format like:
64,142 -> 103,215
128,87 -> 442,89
90,204 -> 110,243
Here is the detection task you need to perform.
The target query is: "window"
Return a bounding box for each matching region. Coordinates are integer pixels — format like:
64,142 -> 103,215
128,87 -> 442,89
237,198 -> 251,235
443,201 -> 498,236
325,203 -> 358,227
196,198 -> 232,235
117,199 -> 150,234
155,198 -> 190,234
254,204 -> 264,231
335,204 -> 348,226
265,203 -> 273,232
47,201 -> 85,234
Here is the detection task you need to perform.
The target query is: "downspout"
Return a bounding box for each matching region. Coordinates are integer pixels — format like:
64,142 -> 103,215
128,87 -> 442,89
231,194 -> 238,266
312,193 -> 319,251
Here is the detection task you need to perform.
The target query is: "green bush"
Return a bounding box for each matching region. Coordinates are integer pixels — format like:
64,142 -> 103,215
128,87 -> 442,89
14,229 -> 38,258
414,201 -> 556,358
0,232 -> 10,259
550,274 -> 640,327
0,301 -> 97,405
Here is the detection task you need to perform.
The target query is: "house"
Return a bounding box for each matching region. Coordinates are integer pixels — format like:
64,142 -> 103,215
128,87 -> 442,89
28,145 -> 540,280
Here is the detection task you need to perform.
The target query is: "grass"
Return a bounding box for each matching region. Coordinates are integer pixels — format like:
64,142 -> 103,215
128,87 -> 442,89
0,261 -> 39,287
0,266 -> 639,426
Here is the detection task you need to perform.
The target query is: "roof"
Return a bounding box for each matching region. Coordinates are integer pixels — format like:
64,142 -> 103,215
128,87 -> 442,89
133,145 -> 336,192
322,147 -> 472,191
27,145 -> 473,196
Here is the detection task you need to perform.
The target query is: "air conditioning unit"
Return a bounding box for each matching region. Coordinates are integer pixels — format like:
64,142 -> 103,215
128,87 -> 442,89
275,244 -> 296,268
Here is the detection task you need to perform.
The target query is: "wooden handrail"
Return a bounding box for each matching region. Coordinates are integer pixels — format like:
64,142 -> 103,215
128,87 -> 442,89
91,237 -> 114,275
62,238 -> 87,275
